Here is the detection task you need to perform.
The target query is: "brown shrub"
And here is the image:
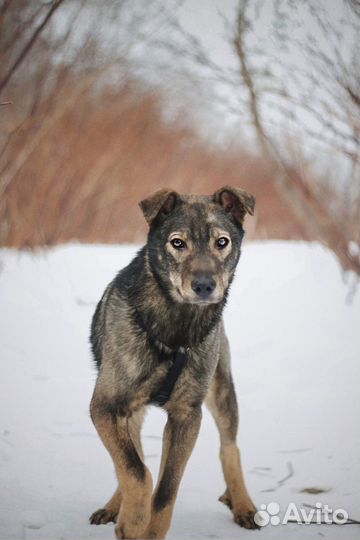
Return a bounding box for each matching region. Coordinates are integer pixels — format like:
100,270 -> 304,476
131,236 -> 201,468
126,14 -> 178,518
0,80 -> 309,247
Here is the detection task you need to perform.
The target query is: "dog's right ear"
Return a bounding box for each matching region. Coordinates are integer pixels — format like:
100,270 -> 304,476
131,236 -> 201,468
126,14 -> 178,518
213,185 -> 255,224
139,188 -> 179,227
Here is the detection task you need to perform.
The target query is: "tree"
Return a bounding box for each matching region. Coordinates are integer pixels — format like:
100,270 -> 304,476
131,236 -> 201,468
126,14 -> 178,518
232,0 -> 360,274
146,0 -> 360,274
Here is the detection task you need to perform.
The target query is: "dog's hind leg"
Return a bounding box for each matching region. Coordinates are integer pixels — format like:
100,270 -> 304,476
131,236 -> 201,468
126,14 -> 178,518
144,405 -> 202,539
89,407 -> 146,526
205,334 -> 259,530
90,400 -> 152,539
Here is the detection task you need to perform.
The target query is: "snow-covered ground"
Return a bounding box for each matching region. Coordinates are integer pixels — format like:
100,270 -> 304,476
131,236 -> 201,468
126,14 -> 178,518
0,241 -> 359,540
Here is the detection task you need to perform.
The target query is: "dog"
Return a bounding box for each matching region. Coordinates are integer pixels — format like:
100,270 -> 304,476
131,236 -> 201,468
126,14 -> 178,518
89,186 -> 259,539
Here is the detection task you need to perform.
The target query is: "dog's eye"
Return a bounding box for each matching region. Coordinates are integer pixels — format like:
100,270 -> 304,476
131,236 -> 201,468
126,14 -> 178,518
216,237 -> 230,249
171,238 -> 187,249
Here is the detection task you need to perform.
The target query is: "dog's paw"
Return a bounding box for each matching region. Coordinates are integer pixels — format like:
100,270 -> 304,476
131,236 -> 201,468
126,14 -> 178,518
234,509 -> 260,530
219,491 -> 260,530
89,507 -> 118,525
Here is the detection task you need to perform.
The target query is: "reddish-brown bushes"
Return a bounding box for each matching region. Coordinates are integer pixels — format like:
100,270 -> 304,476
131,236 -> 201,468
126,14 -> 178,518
0,81 -> 309,247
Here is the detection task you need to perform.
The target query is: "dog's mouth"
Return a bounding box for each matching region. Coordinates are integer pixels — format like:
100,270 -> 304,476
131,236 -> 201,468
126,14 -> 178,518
169,271 -> 225,304
178,295 -> 222,305
186,296 -> 222,305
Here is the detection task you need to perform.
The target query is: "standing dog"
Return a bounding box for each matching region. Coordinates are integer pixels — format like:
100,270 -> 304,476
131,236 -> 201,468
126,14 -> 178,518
89,186 -> 259,539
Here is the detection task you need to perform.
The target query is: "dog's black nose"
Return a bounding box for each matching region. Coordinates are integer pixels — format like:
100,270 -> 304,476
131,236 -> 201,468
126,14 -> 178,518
191,276 -> 216,298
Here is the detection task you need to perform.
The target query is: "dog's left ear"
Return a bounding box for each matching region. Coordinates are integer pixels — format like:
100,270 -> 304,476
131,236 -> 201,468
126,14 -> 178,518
139,188 -> 179,226
213,185 -> 255,224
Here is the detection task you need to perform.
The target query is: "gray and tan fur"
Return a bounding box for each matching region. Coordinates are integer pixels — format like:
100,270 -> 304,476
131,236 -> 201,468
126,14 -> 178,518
89,186 -> 259,539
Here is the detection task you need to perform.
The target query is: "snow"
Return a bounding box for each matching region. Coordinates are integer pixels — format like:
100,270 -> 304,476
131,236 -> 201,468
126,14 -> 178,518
0,241 -> 359,540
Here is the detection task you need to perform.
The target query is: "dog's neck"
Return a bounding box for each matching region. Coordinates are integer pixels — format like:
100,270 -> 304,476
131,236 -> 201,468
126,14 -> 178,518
127,248 -> 226,351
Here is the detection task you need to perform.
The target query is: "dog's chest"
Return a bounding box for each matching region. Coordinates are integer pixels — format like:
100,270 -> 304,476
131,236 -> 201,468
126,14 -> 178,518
139,345 -> 218,409
106,344 -> 217,414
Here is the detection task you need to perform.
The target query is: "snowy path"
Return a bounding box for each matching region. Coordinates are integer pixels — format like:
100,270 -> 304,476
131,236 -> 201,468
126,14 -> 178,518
0,242 -> 359,539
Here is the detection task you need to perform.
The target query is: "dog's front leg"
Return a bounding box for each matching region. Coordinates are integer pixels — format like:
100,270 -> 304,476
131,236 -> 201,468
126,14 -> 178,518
144,406 -> 202,539
90,400 -> 153,539
205,358 -> 258,530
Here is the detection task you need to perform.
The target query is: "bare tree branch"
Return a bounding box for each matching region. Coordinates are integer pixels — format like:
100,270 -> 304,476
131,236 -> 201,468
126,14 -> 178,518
233,1 -> 359,274
0,0 -> 65,94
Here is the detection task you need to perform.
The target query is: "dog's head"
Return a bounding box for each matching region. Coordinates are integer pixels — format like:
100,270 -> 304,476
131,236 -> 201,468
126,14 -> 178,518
139,186 -> 255,305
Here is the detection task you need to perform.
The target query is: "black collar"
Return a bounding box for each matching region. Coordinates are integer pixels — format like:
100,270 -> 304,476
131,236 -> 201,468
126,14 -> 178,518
150,350 -> 188,407
132,307 -> 190,406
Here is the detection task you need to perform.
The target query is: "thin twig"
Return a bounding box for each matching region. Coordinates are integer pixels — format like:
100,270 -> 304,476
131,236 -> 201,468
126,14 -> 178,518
261,461 -> 294,492
302,503 -> 360,525
0,0 -> 65,93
